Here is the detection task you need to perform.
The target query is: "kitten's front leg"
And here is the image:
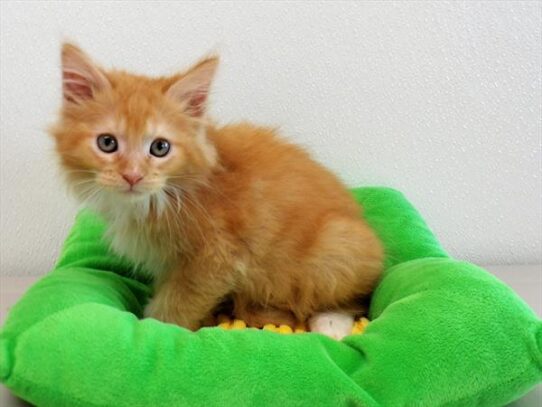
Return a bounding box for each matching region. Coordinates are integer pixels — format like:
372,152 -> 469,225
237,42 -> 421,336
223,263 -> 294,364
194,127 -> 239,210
144,263 -> 234,331
144,286 -> 201,330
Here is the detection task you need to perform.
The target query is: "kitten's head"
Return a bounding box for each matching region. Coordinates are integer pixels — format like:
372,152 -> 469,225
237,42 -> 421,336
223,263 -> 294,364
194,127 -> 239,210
50,43 -> 218,214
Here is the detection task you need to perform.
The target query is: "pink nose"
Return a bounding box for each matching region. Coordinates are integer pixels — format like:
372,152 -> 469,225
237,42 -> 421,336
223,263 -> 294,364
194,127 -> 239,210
122,173 -> 143,186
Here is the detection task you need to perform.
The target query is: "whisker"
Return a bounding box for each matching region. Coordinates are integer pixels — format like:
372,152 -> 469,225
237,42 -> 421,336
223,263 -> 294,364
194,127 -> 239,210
166,174 -> 235,208
165,184 -> 209,246
170,184 -> 215,245
69,179 -> 96,188
63,169 -> 97,175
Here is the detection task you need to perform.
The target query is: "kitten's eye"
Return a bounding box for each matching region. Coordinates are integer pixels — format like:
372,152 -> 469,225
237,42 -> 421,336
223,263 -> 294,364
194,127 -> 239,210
150,138 -> 170,157
96,133 -> 118,153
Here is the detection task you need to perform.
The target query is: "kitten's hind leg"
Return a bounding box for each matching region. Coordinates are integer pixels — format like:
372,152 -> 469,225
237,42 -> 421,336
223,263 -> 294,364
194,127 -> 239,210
308,311 -> 355,340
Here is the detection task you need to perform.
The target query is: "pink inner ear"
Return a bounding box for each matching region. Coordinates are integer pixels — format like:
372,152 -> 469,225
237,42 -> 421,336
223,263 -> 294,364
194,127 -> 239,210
186,89 -> 208,117
63,71 -> 93,102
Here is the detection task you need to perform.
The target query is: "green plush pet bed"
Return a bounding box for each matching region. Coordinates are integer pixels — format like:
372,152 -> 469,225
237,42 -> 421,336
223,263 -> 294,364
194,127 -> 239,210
0,187 -> 540,406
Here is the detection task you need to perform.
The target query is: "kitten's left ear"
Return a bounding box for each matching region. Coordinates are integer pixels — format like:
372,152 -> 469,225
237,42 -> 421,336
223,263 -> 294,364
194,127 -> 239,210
166,57 -> 219,117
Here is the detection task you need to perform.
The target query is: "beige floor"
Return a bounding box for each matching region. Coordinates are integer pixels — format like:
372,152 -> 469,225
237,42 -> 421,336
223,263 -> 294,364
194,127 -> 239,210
1,265 -> 541,406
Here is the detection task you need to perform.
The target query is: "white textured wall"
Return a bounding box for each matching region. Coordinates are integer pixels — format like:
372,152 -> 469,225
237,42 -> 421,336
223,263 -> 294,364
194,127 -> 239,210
1,1 -> 540,276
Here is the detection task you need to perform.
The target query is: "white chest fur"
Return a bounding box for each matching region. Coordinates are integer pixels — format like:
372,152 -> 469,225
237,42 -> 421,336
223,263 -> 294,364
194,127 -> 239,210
100,200 -> 176,278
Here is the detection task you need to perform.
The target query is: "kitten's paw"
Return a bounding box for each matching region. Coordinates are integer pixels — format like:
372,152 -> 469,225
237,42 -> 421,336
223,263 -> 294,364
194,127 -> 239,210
308,312 -> 354,340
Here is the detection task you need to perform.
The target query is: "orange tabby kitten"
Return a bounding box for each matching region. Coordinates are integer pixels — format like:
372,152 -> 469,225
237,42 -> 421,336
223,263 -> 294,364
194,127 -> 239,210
51,43 -> 383,339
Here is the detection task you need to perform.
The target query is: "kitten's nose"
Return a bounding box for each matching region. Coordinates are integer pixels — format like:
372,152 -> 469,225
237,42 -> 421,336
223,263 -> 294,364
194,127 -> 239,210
122,172 -> 143,186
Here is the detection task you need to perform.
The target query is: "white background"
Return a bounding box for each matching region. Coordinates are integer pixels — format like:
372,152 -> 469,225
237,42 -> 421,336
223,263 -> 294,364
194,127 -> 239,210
0,1 -> 540,276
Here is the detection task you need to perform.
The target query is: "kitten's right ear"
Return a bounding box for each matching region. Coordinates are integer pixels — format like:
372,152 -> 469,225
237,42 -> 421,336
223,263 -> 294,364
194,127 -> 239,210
61,43 -> 110,104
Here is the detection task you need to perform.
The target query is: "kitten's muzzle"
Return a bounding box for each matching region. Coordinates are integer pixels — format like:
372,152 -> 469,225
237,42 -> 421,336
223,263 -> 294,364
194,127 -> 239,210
122,172 -> 144,187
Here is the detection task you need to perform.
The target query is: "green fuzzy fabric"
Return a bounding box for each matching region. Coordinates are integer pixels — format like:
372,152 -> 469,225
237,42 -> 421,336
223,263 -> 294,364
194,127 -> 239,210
0,187 -> 540,406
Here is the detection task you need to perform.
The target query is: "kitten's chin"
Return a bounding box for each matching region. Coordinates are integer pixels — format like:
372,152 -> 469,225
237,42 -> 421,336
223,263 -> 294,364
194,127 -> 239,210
87,187 -> 152,206
117,189 -> 151,202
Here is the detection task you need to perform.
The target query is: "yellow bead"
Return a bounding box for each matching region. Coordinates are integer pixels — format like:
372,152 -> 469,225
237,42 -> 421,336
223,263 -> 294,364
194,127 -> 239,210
218,322 -> 231,329
351,326 -> 362,334
295,323 -> 307,332
217,314 -> 231,324
278,325 -> 293,334
231,319 -> 247,330
263,324 -> 277,332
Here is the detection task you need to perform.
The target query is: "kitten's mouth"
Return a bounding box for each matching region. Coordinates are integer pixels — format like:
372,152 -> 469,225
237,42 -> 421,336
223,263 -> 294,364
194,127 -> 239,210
122,184 -> 144,194
123,190 -> 146,199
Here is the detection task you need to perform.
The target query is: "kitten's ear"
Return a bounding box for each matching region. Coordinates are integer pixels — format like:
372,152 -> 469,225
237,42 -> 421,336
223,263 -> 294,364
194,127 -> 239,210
61,43 -> 110,104
166,57 -> 219,117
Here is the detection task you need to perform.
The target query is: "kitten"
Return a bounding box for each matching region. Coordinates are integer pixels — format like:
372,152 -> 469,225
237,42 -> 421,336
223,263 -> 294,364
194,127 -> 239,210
50,43 -> 383,340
